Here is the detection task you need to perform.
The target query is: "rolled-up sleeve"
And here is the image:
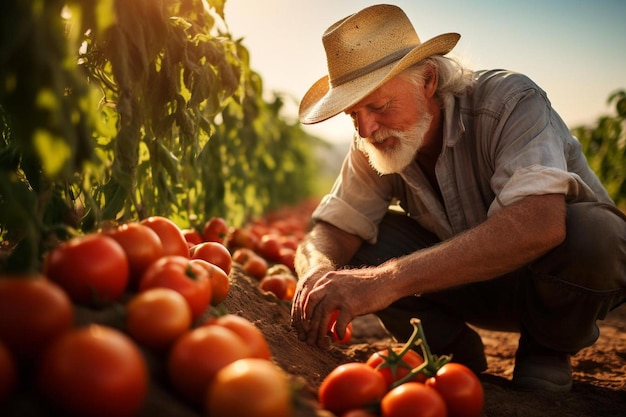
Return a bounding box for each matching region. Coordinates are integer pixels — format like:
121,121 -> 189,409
481,78 -> 606,215
488,165 -> 597,215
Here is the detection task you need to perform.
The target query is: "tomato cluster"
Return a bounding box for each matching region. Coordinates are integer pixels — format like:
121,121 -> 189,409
218,209 -> 356,346
222,200 -> 314,274
318,319 -> 484,417
0,275 -> 148,417
0,213 -> 301,417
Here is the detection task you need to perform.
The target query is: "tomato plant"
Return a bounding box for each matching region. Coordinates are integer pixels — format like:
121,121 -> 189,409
0,276 -> 73,360
202,314 -> 271,360
190,259 -> 230,306
318,362 -> 387,416
366,346 -> 426,389
37,325 -> 148,417
0,341 -> 17,402
380,382 -> 447,417
44,234 -> 129,306
168,325 -> 251,404
202,217 -> 228,244
425,363 -> 484,417
190,241 -> 232,275
382,318 -> 484,417
139,255 -> 212,319
105,222 -> 164,288
206,358 -> 292,417
140,216 -> 189,258
125,288 -> 192,351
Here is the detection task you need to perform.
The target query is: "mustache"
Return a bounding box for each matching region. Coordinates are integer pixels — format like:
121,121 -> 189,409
361,128 -> 404,144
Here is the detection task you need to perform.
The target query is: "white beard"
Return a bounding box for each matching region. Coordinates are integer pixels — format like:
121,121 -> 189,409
356,111 -> 433,175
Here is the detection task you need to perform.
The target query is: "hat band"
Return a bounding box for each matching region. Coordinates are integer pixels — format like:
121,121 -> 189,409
331,46 -> 415,87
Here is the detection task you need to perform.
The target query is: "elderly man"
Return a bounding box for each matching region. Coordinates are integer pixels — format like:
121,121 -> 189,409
290,4 -> 626,392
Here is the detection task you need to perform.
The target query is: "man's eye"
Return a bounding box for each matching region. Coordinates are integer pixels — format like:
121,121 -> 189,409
371,103 -> 388,112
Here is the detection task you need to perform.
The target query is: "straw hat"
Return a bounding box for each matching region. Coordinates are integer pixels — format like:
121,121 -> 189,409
299,4 -> 460,124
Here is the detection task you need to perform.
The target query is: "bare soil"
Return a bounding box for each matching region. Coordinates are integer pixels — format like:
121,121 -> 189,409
222,266 -> 626,417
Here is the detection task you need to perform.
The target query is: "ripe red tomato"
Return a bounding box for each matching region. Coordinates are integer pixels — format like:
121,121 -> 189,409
140,216 -> 189,258
232,248 -> 267,280
318,362 -> 387,416
259,274 -> 297,300
0,341 -> 17,402
327,310 -> 353,344
125,288 -> 192,351
44,234 -> 129,306
278,234 -> 299,250
202,216 -> 228,244
190,241 -> 232,275
0,276 -> 73,360
190,258 -> 230,306
181,228 -> 203,246
168,325 -> 252,404
278,247 -> 296,271
37,325 -> 148,417
330,320 -> 353,344
256,233 -> 282,262
342,410 -> 379,417
425,363 -> 484,417
226,226 -> 258,250
366,347 -> 426,388
105,222 -> 164,288
207,358 -> 292,417
202,314 -> 271,360
139,255 -> 212,319
381,382 -> 447,417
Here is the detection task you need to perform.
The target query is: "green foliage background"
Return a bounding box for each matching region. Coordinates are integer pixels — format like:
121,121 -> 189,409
0,0 -> 325,273
572,90 -> 626,210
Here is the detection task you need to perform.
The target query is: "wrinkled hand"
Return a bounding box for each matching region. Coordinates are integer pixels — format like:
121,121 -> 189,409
290,266 -> 390,349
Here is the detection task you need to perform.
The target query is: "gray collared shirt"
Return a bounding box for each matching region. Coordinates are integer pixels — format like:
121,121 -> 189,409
312,69 -> 614,243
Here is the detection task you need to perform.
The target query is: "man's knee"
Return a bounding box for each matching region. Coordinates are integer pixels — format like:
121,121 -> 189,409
532,202 -> 626,291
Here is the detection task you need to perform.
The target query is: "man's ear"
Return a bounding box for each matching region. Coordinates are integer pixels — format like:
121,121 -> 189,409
423,63 -> 438,99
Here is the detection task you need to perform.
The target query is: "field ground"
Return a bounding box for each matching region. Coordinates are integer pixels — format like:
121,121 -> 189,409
2,265 -> 624,417
222,267 -> 626,417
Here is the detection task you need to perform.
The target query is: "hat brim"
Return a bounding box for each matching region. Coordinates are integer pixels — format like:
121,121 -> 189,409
299,33 -> 460,125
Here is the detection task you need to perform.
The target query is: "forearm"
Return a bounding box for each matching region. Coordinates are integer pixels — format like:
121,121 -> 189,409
382,194 -> 567,296
294,221 -> 362,277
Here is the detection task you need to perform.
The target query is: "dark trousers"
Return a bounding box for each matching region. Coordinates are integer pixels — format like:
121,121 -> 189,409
350,202 -> 626,354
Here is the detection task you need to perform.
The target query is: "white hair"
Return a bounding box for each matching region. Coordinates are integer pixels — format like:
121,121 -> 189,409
400,55 -> 476,101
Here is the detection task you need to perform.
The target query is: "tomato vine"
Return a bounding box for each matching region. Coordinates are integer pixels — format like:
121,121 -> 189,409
0,0 -> 323,274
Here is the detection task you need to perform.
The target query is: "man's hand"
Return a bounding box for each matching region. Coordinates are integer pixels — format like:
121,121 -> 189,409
290,268 -> 333,349
290,266 -> 393,348
289,221 -> 364,348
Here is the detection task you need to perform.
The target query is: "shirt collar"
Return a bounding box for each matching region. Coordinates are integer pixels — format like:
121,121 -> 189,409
442,93 -> 465,147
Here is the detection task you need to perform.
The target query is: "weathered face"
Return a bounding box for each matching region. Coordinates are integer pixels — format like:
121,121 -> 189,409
345,75 -> 433,174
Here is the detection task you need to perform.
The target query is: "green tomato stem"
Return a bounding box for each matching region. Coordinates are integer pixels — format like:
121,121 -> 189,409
389,318 -> 452,388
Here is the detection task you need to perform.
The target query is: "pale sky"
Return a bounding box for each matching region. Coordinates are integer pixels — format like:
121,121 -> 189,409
224,0 -> 626,144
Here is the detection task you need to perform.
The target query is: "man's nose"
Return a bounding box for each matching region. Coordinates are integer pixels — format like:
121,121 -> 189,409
354,111 -> 378,138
